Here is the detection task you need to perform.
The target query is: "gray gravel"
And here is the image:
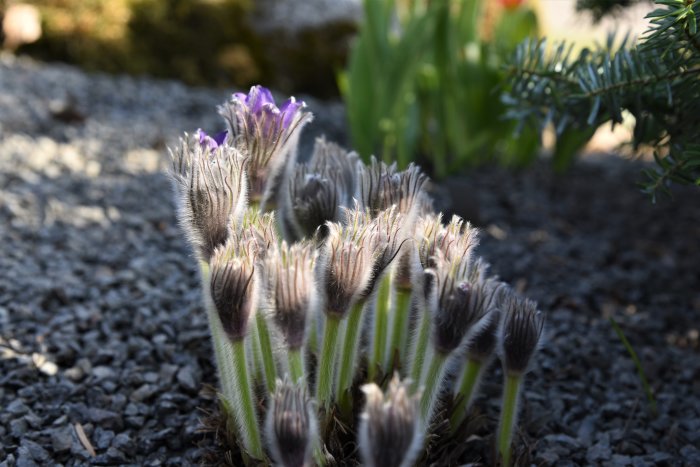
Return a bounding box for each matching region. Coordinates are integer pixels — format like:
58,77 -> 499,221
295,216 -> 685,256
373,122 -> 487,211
1,54 -> 699,466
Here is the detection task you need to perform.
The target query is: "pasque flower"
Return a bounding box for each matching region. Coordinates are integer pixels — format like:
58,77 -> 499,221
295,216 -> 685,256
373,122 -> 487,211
167,83 -> 549,465
219,85 -> 312,210
358,375 -> 424,467
284,138 -> 359,240
357,156 -> 429,217
497,293 -> 545,467
264,241 -> 317,383
169,135 -> 247,262
265,379 -> 317,467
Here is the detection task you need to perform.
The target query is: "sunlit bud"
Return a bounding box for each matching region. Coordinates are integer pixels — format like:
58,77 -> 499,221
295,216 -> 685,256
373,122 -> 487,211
169,136 -> 247,261
232,209 -> 278,261
265,242 -> 317,350
218,85 -> 312,209
357,157 -> 430,217
417,214 -> 479,271
360,206 -> 409,299
316,207 -> 373,317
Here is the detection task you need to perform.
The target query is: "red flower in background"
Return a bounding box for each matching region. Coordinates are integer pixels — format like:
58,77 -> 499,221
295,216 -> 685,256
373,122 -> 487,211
499,0 -> 524,10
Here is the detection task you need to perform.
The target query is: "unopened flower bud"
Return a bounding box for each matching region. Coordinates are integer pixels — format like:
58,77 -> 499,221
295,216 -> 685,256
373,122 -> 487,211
427,253 -> 487,355
316,207 -> 373,317
500,296 -> 544,375
169,137 -> 247,261
265,380 -> 317,467
358,375 -> 424,467
209,242 -> 257,342
265,242 -> 316,350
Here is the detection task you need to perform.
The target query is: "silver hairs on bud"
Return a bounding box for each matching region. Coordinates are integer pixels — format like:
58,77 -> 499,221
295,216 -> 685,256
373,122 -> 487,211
169,137 -> 247,262
358,375 -> 424,467
265,379 -> 317,467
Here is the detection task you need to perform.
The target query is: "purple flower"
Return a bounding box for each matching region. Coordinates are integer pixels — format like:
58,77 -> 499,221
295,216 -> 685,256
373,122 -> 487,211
219,85 -> 313,210
196,129 -> 228,151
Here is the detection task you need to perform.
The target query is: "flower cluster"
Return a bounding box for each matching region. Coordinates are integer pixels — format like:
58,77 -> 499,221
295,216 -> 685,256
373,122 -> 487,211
168,85 -> 545,466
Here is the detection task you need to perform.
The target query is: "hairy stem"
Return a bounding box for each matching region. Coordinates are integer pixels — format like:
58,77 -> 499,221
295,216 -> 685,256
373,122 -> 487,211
256,312 -> 277,394
288,349 -> 304,385
199,261 -> 235,404
409,305 -> 431,392
419,352 -> 447,421
336,300 -> 366,415
450,358 -> 483,429
316,316 -> 341,407
389,287 -> 412,370
231,340 -> 264,459
369,275 -> 392,380
498,373 -> 522,467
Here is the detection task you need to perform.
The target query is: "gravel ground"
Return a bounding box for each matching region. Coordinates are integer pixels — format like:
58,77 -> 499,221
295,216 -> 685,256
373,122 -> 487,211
1,55 -> 699,466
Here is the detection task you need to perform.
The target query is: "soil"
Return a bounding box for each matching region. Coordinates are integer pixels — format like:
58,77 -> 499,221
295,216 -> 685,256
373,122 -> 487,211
1,55 -> 698,466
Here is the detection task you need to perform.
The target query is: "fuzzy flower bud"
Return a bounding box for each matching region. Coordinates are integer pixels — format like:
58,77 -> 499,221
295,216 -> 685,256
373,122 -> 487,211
426,252 -> 488,355
316,207 -> 373,317
466,307 -> 502,363
265,379 -> 317,467
265,241 -> 316,350
360,206 -> 409,299
500,295 -> 545,375
284,138 -> 359,240
169,136 -> 247,261
357,157 -> 429,217
218,85 -> 312,209
209,241 -> 257,342
416,214 -> 479,271
358,375 -> 424,467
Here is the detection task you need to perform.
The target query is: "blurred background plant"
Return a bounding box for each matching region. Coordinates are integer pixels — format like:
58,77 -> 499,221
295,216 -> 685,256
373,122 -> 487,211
504,0 -> 700,199
0,0 -> 358,97
339,0 -> 543,180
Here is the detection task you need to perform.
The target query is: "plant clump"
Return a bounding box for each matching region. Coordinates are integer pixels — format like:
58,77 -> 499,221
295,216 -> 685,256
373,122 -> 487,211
168,85 -> 546,466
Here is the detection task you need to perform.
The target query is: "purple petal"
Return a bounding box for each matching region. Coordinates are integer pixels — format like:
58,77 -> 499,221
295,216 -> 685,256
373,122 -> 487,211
279,97 -> 303,129
247,85 -> 276,114
232,92 -> 247,103
212,130 -> 228,146
254,85 -> 275,106
196,128 -> 224,150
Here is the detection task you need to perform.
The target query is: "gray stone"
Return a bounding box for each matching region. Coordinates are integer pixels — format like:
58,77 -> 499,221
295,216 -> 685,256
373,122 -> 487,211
130,384 -> 159,403
50,425 -> 74,452
176,365 -> 198,393
587,443 -> 612,463
20,438 -> 49,462
6,399 -> 29,416
88,408 -> 123,430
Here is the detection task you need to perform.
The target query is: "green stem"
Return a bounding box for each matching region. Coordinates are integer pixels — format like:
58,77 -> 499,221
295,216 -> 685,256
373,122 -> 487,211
389,287 -> 412,369
231,340 -> 264,459
250,319 -> 263,383
450,358 -> 483,429
316,316 -> 341,407
308,318 -> 318,355
336,300 -> 366,414
498,373 -> 522,467
419,353 -> 447,421
369,275 -> 392,380
288,349 -> 304,384
256,312 -> 277,394
199,262 -> 236,405
409,306 -> 431,392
